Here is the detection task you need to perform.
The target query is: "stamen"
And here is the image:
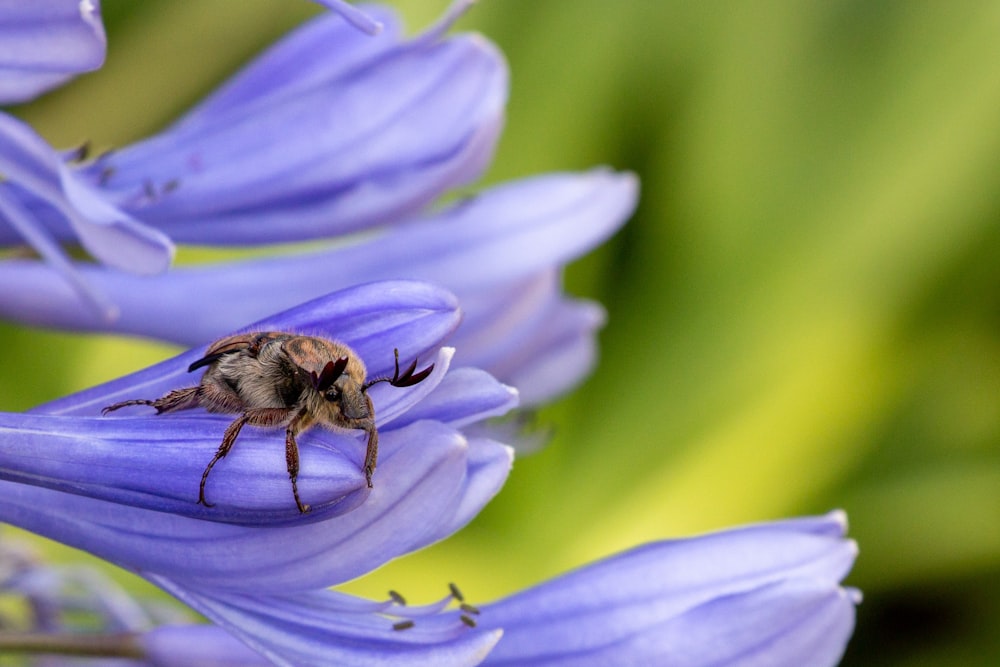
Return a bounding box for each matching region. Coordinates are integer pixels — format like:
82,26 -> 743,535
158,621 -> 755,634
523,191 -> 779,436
380,581 -> 483,632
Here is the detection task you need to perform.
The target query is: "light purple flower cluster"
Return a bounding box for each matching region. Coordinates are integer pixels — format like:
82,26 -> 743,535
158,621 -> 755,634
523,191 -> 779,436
0,2 -> 860,665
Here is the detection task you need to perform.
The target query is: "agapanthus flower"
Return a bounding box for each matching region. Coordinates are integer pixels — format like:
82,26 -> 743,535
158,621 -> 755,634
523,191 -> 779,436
0,2 -> 861,664
1,280 -> 514,663
0,0 -> 106,105
0,1 -> 637,406
138,512 -> 858,667
0,511 -> 858,666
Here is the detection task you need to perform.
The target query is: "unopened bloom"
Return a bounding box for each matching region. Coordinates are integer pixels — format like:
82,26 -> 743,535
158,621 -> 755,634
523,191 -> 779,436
477,512 -> 859,666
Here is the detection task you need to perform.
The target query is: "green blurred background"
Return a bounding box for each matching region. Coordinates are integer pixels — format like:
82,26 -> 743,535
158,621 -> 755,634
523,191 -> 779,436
5,1 -> 1000,664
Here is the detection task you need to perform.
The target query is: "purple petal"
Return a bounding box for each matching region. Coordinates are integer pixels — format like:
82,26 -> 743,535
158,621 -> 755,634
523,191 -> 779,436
0,113 -> 173,316
57,163 -> 175,275
0,170 -> 635,343
424,436 -> 513,544
639,581 -> 859,667
0,421 -> 511,592
174,7 -> 401,129
478,512 -> 858,666
0,183 -> 118,320
450,272 -> 607,405
0,412 -> 368,523
0,0 -> 106,104
84,31 -> 507,243
0,114 -> 173,272
488,298 -> 605,405
388,367 -> 519,430
367,347 -> 455,428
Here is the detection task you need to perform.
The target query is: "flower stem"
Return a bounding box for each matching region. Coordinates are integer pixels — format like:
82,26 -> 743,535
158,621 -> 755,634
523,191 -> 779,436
0,631 -> 145,659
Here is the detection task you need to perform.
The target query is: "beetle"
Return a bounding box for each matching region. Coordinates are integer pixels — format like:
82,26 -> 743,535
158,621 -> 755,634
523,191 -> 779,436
102,332 -> 434,512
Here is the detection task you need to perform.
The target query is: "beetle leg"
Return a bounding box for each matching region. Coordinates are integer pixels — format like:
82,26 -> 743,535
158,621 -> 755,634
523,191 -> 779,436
102,386 -> 201,415
363,424 -> 378,489
285,409 -> 315,513
199,407 -> 292,508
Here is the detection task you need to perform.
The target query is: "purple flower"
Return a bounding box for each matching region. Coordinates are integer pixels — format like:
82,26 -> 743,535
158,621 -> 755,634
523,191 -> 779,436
0,1 -> 637,405
0,0 -> 107,105
137,513 -> 857,666
1,509 -> 856,666
0,280 -> 516,663
476,512 -> 858,666
0,278 -> 859,664
72,2 -> 505,245
2,168 -> 635,406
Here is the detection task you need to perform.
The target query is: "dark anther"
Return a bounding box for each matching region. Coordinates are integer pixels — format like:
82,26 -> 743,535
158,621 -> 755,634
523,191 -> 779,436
460,614 -> 477,628
448,582 -> 465,603
67,141 -> 92,163
460,603 -> 480,616
310,357 -> 348,392
388,590 -> 407,606
98,166 -> 116,185
163,179 -> 180,193
392,620 -> 415,631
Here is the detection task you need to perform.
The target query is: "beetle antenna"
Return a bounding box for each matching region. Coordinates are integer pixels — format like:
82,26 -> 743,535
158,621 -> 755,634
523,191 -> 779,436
363,348 -> 434,391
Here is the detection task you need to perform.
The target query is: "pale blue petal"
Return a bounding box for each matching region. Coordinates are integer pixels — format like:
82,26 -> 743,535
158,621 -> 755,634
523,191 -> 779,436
178,7 -> 400,125
0,421 -> 511,592
0,412 -> 367,523
478,512 -> 858,666
388,368 -> 518,430
450,273 -> 607,405
84,34 -> 506,243
0,113 -> 174,292
0,0 -> 106,104
0,170 -> 635,345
